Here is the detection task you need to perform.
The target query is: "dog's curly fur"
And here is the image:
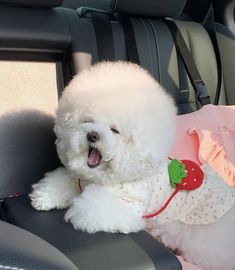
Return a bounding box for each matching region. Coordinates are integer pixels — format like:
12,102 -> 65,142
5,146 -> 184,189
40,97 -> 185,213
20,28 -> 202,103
30,61 -> 235,270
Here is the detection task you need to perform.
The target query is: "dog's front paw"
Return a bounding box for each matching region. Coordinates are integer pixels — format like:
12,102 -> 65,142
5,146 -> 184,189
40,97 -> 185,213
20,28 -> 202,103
30,183 -> 57,211
29,168 -> 78,211
65,185 -> 146,233
30,181 -> 72,211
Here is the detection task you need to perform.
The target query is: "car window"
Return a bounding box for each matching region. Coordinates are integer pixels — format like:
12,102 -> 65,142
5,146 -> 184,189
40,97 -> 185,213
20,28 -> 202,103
0,61 -> 58,117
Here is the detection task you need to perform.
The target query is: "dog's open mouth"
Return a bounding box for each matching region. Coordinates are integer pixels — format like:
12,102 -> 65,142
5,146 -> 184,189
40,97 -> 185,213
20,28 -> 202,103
87,146 -> 102,168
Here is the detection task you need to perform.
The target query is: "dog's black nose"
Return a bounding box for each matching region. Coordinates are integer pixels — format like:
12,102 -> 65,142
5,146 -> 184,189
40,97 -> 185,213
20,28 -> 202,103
87,131 -> 100,143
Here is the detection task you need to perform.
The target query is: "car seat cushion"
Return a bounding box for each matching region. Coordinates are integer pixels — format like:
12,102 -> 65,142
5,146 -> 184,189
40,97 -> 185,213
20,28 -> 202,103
2,196 -> 200,269
2,196 -> 182,270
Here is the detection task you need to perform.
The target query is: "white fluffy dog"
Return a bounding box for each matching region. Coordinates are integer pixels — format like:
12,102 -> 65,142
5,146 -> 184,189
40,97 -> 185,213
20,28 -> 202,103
30,61 -> 235,270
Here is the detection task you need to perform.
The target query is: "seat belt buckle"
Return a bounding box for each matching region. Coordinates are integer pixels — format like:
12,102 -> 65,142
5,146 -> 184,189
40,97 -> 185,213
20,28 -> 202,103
194,80 -> 211,105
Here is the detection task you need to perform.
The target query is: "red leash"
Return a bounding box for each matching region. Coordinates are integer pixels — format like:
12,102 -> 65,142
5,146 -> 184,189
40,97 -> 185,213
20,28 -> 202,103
143,188 -> 180,219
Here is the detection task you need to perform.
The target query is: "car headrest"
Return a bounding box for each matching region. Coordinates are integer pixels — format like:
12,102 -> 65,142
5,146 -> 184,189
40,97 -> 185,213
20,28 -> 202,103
0,0 -> 63,8
112,0 -> 186,18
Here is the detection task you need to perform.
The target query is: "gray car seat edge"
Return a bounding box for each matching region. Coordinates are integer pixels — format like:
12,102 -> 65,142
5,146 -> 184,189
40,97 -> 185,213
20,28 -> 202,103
0,220 -> 78,270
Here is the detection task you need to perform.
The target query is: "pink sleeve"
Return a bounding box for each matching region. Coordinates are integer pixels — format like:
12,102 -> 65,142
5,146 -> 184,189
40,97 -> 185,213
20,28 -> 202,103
170,105 -> 235,187
189,126 -> 235,187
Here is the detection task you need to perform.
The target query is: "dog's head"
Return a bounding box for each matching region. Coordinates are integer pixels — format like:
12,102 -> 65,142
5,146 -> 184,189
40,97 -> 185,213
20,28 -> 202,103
54,62 -> 176,184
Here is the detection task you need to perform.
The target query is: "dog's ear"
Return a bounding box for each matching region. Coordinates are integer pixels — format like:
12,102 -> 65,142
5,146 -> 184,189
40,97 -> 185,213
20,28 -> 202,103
54,112 -> 75,137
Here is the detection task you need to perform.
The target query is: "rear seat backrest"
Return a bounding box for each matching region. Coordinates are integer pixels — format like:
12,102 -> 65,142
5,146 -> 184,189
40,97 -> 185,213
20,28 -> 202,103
63,0 -> 226,114
174,20 -> 227,106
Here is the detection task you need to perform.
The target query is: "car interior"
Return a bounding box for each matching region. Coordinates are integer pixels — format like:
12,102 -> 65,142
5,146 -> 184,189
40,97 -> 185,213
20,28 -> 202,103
0,0 -> 235,269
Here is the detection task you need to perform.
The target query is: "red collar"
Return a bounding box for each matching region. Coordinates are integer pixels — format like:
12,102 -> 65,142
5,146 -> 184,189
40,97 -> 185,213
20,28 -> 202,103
77,178 -> 83,192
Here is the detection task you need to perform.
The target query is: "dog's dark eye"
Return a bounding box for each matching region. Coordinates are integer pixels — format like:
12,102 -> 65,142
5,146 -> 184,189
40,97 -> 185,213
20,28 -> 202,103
110,128 -> 120,134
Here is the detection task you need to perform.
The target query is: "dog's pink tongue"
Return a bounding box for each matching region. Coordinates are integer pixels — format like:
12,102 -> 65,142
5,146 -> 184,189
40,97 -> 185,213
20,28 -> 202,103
88,148 -> 101,167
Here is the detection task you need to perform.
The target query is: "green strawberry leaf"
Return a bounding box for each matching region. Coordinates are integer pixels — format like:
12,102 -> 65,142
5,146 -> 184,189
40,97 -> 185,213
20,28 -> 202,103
168,159 -> 187,187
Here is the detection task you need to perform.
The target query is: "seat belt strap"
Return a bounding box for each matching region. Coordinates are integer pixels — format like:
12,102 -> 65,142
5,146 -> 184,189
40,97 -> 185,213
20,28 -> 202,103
165,20 -> 211,107
119,16 -> 140,65
91,11 -> 115,61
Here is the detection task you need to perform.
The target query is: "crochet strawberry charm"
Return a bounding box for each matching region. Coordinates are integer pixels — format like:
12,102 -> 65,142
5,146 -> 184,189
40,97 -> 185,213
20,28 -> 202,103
143,159 -> 204,219
169,159 -> 204,190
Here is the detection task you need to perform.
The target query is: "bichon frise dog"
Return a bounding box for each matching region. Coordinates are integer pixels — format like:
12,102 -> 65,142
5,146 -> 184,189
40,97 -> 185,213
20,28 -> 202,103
30,61 -> 235,270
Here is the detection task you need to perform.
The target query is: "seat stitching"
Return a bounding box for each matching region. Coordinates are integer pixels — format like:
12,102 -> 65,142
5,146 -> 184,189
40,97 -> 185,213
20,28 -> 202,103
139,18 -> 154,76
148,19 -> 162,83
